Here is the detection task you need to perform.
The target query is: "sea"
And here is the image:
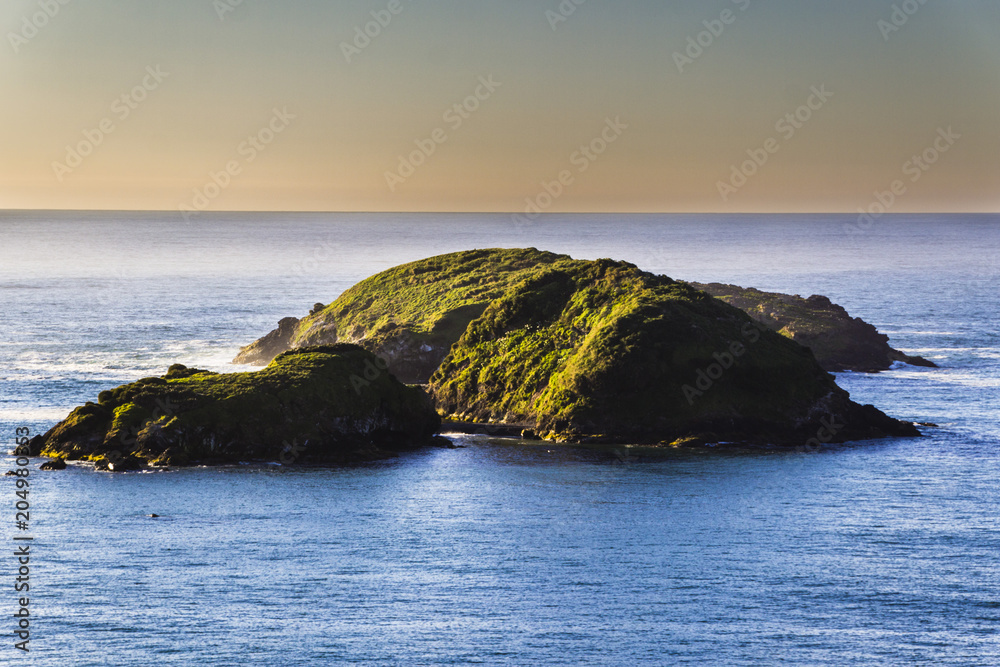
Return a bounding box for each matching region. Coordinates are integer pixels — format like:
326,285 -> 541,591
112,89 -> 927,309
1,211 -> 998,666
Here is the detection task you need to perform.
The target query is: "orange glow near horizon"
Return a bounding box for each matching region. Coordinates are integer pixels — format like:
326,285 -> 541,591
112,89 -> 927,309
1,1 -> 998,214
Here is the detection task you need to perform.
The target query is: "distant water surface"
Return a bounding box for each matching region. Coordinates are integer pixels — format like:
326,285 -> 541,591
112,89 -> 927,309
1,212 -> 998,665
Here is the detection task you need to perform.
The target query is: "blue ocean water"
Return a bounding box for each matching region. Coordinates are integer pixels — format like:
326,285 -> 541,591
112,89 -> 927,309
1,211 -> 998,665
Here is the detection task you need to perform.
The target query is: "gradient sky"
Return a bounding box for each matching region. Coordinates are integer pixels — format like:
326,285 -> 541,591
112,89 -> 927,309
1,0 -> 998,212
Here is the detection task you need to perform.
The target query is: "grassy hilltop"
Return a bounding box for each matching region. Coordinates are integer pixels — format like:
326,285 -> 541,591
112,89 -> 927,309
236,249 -> 570,382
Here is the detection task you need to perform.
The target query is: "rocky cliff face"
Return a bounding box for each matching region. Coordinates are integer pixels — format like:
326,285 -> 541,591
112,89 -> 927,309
39,344 -> 440,469
690,283 -> 937,372
233,316 -> 301,366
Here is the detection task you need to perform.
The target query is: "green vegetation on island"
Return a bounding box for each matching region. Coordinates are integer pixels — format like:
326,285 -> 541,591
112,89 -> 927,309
235,248 -> 568,382
427,256 -> 916,444
37,344 -> 440,469
236,248 -> 919,446
39,248 -> 923,471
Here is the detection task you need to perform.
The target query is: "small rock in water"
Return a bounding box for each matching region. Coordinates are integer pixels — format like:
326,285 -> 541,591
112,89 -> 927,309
147,513 -> 160,518
431,435 -> 457,448
25,435 -> 45,456
107,457 -> 144,473
40,458 -> 68,471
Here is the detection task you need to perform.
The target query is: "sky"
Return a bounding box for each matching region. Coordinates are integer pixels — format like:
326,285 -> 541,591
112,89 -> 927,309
1,0 -> 998,213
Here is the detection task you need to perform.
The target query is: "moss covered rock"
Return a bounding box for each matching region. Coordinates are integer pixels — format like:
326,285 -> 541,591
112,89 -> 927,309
40,344 -> 440,469
234,248 -> 568,381
690,282 -> 937,372
236,249 -> 932,381
427,255 -> 917,445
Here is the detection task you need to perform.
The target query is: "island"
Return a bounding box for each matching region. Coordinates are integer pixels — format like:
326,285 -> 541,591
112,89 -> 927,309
35,248 -> 922,470
34,345 -> 440,469
238,252 -> 935,376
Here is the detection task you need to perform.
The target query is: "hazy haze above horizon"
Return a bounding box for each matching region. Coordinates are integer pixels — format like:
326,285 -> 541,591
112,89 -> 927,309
1,0 -> 998,213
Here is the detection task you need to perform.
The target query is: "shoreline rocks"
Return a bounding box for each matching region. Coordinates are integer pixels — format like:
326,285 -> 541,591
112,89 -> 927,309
233,316 -> 300,366
39,457 -> 67,471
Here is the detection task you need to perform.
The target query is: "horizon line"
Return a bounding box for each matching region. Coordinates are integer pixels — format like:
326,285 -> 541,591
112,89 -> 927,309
2,209 -> 998,216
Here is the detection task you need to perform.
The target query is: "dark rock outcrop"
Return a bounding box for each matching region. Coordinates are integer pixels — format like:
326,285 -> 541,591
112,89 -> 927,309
690,282 -> 937,372
39,457 -> 67,470
233,316 -> 301,366
17,435 -> 45,457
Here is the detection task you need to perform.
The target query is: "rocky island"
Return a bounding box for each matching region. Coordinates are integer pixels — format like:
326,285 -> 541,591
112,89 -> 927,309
238,251 -> 935,376
36,248 -> 923,470
235,248 -> 918,446
34,345 -> 440,469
